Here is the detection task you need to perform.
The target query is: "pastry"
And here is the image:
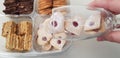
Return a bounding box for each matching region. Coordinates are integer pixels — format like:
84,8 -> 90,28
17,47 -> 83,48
53,32 -> 67,39
41,43 -> 52,51
2,21 -> 32,51
84,12 -> 105,34
3,0 -> 33,15
65,16 -> 84,35
53,0 -> 67,7
50,39 -> 66,50
2,21 -> 16,37
17,21 -> 32,35
37,29 -> 52,45
50,12 -> 65,33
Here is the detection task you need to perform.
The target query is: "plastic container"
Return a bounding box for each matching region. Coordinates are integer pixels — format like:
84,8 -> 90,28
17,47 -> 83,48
52,6 -> 116,40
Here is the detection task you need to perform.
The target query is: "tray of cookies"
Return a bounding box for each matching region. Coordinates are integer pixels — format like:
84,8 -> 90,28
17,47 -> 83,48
0,0 -> 72,56
51,6 -> 116,40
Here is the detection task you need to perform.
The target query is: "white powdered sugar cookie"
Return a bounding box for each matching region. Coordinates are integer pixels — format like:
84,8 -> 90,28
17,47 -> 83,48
50,12 -> 65,33
84,12 -> 101,31
54,32 -> 67,39
65,16 -> 84,35
50,39 -> 66,50
37,29 -> 52,45
41,43 -> 52,51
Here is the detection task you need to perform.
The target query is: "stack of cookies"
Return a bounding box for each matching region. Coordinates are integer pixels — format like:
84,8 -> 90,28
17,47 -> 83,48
38,0 -> 67,15
2,21 -> 32,51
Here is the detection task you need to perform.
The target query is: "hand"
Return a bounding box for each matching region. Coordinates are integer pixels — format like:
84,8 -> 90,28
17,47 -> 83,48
89,0 -> 120,43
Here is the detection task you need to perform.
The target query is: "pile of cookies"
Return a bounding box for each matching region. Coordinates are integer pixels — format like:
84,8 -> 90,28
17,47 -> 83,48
3,0 -> 33,15
2,21 -> 32,51
38,0 -> 67,15
37,12 -> 105,49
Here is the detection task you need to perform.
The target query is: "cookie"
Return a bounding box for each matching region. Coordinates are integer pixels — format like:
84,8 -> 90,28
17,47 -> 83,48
65,16 -> 84,35
50,12 -> 65,33
17,21 -> 32,35
37,29 -> 52,45
38,8 -> 52,15
50,39 -> 66,50
23,34 -> 32,51
41,43 -> 52,51
84,12 -> 101,31
53,32 -> 67,39
53,0 -> 67,7
2,21 -> 16,37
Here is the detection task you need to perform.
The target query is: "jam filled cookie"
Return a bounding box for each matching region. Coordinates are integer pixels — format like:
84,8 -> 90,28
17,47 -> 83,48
65,16 -> 84,35
50,39 -> 66,50
50,12 -> 65,33
37,29 -> 52,45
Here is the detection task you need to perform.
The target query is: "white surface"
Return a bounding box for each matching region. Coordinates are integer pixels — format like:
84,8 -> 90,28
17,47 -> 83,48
1,0 -> 120,58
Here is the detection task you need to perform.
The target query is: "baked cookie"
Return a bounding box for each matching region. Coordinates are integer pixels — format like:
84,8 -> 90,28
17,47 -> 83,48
50,12 -> 65,33
53,0 -> 67,7
50,39 -> 66,50
65,16 -> 84,35
17,21 -> 32,35
53,32 -> 67,39
37,29 -> 52,45
2,21 -> 16,37
23,34 -> 32,51
41,43 -> 52,51
84,12 -> 105,34
38,8 -> 52,15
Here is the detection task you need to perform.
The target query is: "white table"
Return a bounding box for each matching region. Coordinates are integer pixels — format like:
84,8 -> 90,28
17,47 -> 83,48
1,0 -> 120,58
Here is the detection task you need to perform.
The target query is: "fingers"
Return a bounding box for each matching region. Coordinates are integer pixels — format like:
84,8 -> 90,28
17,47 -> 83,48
97,31 -> 120,43
89,0 -> 120,14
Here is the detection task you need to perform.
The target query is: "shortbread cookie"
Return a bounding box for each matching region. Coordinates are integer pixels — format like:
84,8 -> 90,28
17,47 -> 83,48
50,39 -> 66,50
50,12 -> 65,33
38,0 -> 52,10
17,21 -> 32,35
23,34 -> 32,51
53,32 -> 67,39
65,16 -> 84,35
53,0 -> 67,7
84,12 -> 101,31
2,21 -> 16,37
38,8 -> 52,15
37,29 -> 52,45
42,43 -> 52,51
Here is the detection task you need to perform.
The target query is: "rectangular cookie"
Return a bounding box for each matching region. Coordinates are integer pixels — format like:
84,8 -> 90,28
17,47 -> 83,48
17,21 -> 32,35
23,34 -> 32,51
2,21 -> 16,37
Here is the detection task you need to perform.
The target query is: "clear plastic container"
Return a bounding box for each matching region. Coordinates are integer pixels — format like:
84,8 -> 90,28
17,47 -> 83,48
0,4 -> 119,56
52,6 -> 116,40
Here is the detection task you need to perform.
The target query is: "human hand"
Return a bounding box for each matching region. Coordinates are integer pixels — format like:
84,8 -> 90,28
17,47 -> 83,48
89,0 -> 120,43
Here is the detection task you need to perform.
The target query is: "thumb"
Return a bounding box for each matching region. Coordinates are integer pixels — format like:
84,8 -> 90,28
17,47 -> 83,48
97,31 -> 120,43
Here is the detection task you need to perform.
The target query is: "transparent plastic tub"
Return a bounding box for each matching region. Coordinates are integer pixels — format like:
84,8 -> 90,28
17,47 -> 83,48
0,1 -> 118,56
52,6 -> 116,40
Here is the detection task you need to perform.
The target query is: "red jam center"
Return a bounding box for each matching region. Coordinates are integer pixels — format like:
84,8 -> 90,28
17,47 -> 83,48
42,37 -> 47,41
51,21 -> 57,27
57,40 -> 61,44
73,21 -> 78,27
89,22 -> 94,26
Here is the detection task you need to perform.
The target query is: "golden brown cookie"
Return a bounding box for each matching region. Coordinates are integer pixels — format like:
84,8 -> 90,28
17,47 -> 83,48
17,21 -> 32,35
38,8 -> 52,15
2,21 -> 16,37
53,0 -> 67,7
23,34 -> 32,51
